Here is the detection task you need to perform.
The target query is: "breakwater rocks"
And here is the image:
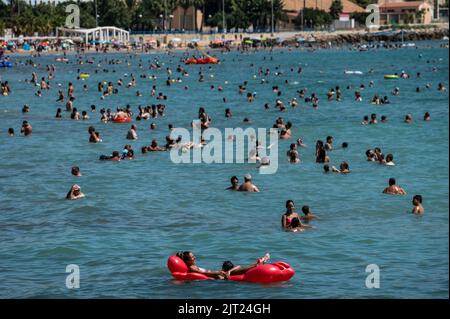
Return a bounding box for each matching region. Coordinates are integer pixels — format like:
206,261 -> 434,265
312,28 -> 449,44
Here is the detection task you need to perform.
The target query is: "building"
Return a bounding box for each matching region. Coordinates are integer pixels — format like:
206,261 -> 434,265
282,0 -> 366,30
378,1 -> 434,25
169,6 -> 203,31
56,26 -> 130,45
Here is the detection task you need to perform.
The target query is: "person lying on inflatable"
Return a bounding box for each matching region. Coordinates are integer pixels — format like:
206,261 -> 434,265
169,251 -> 295,283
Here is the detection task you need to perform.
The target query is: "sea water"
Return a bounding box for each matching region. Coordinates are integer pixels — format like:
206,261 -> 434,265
0,42 -> 448,298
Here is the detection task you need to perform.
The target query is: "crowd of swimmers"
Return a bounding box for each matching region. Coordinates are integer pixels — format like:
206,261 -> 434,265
3,49 -> 444,221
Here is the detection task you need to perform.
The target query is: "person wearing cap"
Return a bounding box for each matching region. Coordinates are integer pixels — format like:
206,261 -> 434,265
66,184 -> 85,200
238,174 -> 260,192
21,121 -> 32,136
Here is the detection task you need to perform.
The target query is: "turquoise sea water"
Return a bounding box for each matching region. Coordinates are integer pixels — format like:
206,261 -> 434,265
0,42 -> 448,298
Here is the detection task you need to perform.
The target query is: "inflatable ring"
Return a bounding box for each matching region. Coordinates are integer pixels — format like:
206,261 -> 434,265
167,255 -> 295,283
384,75 -> 399,79
112,116 -> 131,123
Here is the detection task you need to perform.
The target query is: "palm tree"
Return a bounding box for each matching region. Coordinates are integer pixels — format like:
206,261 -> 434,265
192,0 -> 205,31
179,0 -> 192,31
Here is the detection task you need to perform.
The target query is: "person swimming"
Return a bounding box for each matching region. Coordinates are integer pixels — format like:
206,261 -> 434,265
301,205 -> 319,221
412,195 -> 424,214
71,166 -> 81,176
383,178 -> 406,195
227,176 -> 239,190
286,217 -> 312,232
238,174 -> 260,192
282,200 -> 300,229
99,151 -> 121,161
126,124 -> 138,140
21,121 -> 32,136
66,184 -> 85,200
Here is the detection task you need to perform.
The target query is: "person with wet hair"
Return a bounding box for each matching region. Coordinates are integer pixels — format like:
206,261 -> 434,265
412,195 -> 424,214
227,176 -> 239,190
71,166 -> 81,176
316,147 -> 330,163
21,121 -> 32,136
301,205 -> 319,221
383,178 -> 406,195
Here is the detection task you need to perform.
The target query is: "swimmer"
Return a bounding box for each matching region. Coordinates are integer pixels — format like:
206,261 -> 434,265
324,136 -> 333,151
381,115 -> 388,123
71,166 -> 82,176
22,105 -> 30,113
301,206 -> 319,221
323,164 -> 330,173
21,121 -> 32,136
369,113 -> 377,124
282,200 -> 300,229
176,251 -> 227,279
316,147 -> 330,163
339,161 -> 350,174
361,115 -> 369,125
286,217 -> 312,232
404,114 -> 413,123
99,151 -> 121,161
296,138 -> 307,148
8,128 -> 14,136
412,195 -> 424,214
257,157 -> 271,169
424,112 -> 430,121
88,127 -> 101,143
383,178 -> 406,195
81,111 -> 89,120
66,184 -> 85,200
238,174 -> 260,192
226,176 -> 239,191
384,154 -> 395,166
147,139 -> 165,152
126,124 -> 138,140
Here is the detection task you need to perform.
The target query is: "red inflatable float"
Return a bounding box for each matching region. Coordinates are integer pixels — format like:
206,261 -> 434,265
185,56 -> 219,65
112,116 -> 131,123
167,255 -> 295,283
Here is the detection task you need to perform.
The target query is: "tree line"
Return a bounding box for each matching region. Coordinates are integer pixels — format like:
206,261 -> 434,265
0,0 -> 368,36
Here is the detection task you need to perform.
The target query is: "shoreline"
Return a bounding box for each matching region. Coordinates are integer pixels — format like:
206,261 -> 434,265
1,26 -> 448,57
